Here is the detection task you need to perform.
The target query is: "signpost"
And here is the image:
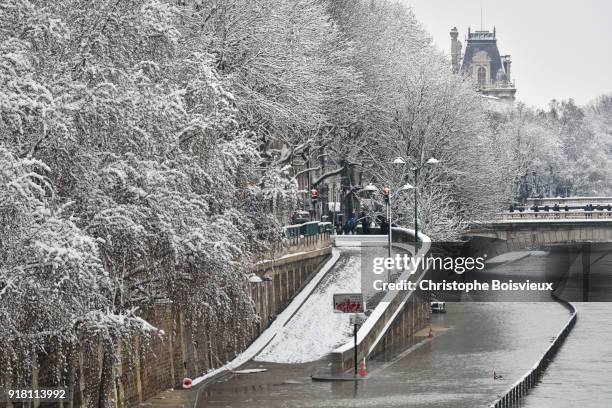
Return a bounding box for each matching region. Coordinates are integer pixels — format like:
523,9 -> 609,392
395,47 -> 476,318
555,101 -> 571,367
333,293 -> 366,376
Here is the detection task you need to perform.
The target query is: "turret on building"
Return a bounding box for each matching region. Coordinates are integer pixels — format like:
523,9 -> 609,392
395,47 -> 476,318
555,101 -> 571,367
450,26 -> 517,100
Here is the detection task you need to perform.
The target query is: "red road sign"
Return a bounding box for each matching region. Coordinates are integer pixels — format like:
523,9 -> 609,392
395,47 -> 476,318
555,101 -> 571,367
333,293 -> 365,313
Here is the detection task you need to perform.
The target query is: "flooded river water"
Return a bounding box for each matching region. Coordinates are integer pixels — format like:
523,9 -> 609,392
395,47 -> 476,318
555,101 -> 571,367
197,247 -> 612,408
522,303 -> 612,408
197,302 -> 569,408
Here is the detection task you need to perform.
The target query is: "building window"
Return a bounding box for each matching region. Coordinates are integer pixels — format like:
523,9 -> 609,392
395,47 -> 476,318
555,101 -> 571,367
477,66 -> 486,86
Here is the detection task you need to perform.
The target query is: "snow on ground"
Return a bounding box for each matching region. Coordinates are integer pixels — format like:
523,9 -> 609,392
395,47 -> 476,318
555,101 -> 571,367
189,250 -> 341,386
255,249 -> 361,364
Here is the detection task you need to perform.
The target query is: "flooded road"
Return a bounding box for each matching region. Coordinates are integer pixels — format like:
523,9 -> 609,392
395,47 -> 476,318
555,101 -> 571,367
198,301 -> 569,408
197,248 -> 612,408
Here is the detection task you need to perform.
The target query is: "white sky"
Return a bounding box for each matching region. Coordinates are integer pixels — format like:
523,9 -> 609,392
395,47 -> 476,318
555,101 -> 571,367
401,0 -> 612,108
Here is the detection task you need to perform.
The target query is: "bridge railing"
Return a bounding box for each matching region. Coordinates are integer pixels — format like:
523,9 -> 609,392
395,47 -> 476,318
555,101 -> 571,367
525,196 -> 612,207
497,210 -> 612,220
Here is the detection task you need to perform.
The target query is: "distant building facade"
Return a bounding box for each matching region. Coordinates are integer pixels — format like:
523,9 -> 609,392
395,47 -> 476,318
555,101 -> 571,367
450,26 -> 517,100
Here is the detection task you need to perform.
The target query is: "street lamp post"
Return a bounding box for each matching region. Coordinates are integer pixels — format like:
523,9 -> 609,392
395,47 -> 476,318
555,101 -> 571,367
382,186 -> 391,258
393,157 -> 439,247
413,166 -> 419,246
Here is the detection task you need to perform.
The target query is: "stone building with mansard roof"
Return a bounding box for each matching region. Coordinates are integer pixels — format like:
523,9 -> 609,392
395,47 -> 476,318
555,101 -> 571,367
450,26 -> 517,100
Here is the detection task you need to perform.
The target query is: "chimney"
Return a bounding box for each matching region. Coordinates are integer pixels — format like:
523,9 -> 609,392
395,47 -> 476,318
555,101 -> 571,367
450,27 -> 461,74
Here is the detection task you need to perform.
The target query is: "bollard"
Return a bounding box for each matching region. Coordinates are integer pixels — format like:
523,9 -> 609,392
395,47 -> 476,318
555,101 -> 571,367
515,387 -> 518,403
528,373 -> 531,388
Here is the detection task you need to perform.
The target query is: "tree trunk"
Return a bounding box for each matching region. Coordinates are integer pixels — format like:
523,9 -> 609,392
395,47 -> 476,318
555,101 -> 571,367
97,341 -> 115,408
66,346 -> 76,408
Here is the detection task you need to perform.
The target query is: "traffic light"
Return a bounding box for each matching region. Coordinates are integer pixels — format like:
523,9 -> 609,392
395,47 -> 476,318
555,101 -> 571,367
382,186 -> 390,203
310,189 -> 319,202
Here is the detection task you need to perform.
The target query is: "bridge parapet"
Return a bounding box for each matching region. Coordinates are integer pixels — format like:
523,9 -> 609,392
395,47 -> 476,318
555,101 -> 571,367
525,196 -> 612,207
497,210 -> 612,221
468,217 -> 612,252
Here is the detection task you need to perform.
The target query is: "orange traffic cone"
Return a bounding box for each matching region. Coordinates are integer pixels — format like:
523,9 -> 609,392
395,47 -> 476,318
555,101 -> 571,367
428,326 -> 434,339
358,358 -> 368,377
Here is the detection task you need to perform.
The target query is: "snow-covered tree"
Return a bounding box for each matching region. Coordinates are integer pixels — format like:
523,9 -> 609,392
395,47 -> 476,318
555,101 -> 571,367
490,97 -> 612,198
0,0 -> 295,401
0,149 -> 157,402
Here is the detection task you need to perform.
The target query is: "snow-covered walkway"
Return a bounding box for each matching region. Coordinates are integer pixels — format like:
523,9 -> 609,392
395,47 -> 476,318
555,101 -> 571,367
255,249 -> 362,363
189,249 -> 340,387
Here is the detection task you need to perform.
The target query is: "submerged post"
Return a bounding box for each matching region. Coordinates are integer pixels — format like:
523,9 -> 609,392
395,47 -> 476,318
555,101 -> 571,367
353,323 -> 358,376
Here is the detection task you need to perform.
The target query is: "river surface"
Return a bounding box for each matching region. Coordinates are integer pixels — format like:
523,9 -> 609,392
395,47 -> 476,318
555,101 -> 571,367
522,303 -> 612,408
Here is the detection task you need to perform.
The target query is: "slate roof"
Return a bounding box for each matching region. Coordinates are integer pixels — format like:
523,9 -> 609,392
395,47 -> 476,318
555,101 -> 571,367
460,30 -> 506,80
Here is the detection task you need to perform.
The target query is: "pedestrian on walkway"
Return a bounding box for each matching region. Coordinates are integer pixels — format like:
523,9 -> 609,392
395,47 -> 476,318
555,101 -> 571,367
360,211 -> 370,235
342,220 -> 351,235
347,213 -> 357,235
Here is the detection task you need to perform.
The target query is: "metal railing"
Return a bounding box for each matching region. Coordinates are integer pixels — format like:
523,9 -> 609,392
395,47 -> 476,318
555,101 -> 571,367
488,294 -> 577,408
524,197 -> 612,207
497,210 -> 612,220
261,221 -> 332,258
254,222 -> 332,271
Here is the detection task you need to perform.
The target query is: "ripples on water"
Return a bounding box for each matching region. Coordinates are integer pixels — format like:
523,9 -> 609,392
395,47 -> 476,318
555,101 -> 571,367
522,303 -> 612,408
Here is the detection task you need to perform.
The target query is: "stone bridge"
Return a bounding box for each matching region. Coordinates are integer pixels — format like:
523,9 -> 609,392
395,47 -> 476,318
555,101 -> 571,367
468,218 -> 612,250
468,196 -> 612,253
